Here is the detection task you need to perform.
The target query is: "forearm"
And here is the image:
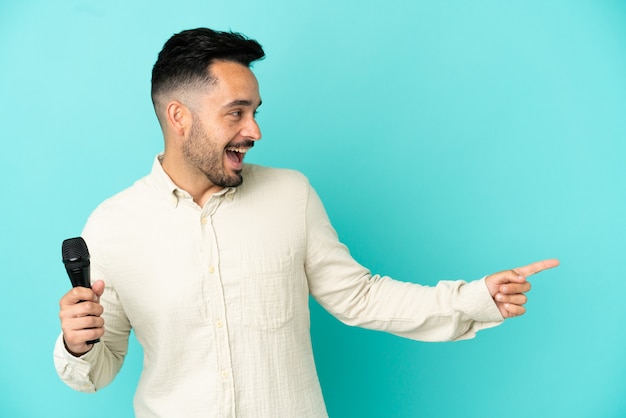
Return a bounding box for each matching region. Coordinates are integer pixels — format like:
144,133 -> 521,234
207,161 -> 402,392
321,274 -> 504,342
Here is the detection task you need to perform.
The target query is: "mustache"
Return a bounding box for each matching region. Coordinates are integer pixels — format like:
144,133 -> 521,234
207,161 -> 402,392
226,140 -> 255,149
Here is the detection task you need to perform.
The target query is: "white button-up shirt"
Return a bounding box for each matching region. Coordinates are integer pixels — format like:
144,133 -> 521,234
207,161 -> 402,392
54,156 -> 503,417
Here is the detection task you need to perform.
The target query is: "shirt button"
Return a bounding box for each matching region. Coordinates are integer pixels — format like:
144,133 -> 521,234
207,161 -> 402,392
215,320 -> 223,328
201,217 -> 208,225
208,265 -> 215,274
221,370 -> 229,378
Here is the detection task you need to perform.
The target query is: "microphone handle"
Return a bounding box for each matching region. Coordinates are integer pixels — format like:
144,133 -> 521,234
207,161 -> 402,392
67,266 -> 100,345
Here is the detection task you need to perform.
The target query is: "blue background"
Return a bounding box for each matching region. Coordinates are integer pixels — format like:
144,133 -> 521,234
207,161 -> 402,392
1,1 -> 625,417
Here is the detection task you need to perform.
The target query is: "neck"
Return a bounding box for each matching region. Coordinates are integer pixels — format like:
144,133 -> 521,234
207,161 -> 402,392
160,152 -> 223,207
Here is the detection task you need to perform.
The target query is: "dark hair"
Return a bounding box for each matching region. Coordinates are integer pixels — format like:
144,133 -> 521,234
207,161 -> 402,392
151,28 -> 265,106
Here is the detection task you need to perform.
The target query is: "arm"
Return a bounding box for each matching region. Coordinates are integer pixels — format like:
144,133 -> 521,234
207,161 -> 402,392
304,184 -> 558,341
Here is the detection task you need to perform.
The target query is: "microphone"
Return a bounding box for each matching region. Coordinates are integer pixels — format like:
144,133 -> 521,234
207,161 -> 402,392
62,237 -> 100,345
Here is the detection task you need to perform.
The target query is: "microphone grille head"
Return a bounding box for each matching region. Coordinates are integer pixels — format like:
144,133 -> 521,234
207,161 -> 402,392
62,237 -> 90,262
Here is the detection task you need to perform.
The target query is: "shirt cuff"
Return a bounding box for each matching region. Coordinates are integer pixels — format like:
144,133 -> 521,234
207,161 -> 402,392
458,277 -> 504,323
53,334 -> 99,392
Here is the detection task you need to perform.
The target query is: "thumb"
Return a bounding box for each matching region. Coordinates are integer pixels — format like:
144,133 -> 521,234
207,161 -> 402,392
92,280 -> 105,298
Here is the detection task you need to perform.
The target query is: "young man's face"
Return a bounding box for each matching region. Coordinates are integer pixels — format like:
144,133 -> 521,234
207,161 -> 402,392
183,60 -> 262,188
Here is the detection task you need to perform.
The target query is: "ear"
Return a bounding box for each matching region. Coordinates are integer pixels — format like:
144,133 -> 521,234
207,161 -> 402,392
165,100 -> 191,137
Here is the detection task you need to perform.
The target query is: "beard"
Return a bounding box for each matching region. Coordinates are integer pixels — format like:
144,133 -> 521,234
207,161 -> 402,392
183,115 -> 245,188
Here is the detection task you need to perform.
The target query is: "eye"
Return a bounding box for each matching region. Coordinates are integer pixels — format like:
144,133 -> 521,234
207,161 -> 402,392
229,110 -> 242,117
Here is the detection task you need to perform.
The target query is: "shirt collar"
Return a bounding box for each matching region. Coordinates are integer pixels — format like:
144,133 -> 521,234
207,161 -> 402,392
149,154 -> 237,207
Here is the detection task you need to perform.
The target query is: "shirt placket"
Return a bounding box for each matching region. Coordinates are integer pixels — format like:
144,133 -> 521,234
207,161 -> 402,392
201,195 -> 236,418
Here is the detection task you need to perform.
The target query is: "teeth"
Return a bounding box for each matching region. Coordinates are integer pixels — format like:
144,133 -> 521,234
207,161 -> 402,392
226,147 -> 248,153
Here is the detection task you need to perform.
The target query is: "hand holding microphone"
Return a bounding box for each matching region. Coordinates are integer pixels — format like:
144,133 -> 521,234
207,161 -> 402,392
59,237 -> 105,356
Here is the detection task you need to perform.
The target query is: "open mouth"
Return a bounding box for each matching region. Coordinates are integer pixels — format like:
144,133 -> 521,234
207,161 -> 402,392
225,146 -> 251,165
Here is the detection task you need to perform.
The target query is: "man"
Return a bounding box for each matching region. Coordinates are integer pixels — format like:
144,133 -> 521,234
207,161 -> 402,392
55,28 -> 559,417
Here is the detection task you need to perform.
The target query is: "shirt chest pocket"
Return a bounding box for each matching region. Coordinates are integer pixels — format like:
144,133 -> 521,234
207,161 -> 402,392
240,256 -> 295,331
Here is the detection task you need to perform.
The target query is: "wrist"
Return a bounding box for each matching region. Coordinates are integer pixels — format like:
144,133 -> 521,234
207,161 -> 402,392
63,336 -> 91,358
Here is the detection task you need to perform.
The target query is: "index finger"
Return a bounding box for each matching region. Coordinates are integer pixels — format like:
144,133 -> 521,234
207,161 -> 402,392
60,287 -> 98,306
513,259 -> 560,278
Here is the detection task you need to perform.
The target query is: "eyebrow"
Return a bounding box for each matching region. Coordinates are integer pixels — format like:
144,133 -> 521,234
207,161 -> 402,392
223,99 -> 263,109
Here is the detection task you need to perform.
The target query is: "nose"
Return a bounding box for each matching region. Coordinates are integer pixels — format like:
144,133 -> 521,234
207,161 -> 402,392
242,117 -> 262,141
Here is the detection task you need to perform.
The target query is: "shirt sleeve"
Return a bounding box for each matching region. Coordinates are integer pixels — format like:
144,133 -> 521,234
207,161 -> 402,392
304,184 -> 504,342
